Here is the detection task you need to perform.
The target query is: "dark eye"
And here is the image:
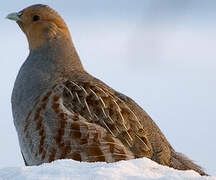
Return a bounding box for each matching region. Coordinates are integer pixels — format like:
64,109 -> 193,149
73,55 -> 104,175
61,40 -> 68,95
33,15 -> 40,21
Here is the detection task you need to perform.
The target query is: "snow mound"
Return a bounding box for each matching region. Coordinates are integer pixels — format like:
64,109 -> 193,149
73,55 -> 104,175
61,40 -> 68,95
0,158 -> 215,180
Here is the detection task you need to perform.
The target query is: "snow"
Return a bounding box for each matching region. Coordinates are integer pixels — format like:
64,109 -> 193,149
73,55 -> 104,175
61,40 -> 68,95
0,158 -> 215,180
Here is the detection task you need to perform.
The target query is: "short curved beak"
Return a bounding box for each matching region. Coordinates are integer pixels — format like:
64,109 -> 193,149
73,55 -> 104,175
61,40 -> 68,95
6,12 -> 21,21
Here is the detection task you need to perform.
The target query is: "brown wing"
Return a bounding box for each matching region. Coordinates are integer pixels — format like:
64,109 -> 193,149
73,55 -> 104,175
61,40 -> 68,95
22,80 -> 152,165
61,80 -> 152,158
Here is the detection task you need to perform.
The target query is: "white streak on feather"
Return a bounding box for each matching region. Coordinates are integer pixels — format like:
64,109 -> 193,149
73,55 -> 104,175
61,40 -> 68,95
83,98 -> 92,116
75,92 -> 81,104
61,84 -> 74,99
70,81 -> 82,90
135,134 -> 150,151
101,107 -> 107,118
95,85 -> 109,97
102,120 -> 116,137
89,88 -> 99,100
114,95 -> 143,129
112,100 -> 133,141
107,115 -> 114,123
80,85 -> 88,95
99,97 -> 106,108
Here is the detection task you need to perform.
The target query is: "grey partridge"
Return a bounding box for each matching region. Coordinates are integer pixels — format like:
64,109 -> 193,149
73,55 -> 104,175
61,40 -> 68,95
7,4 -> 207,176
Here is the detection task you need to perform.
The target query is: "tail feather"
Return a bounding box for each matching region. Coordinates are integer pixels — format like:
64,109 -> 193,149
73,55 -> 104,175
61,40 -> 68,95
170,150 -> 208,176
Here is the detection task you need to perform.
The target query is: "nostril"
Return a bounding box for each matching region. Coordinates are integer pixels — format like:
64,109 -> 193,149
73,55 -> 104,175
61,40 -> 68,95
18,11 -> 23,17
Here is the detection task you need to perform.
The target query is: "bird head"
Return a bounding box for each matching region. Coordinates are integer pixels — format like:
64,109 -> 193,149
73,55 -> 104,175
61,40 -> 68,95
6,4 -> 71,50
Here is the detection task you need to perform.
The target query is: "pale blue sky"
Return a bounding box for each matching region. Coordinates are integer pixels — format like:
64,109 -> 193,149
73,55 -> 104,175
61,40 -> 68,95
0,0 -> 216,175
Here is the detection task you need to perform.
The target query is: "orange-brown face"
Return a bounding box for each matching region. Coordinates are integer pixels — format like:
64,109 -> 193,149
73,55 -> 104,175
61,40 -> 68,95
7,4 -> 70,50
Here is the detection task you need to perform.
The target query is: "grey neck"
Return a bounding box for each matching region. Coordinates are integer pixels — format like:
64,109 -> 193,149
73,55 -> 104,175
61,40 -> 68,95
30,35 -> 84,74
12,35 -> 84,126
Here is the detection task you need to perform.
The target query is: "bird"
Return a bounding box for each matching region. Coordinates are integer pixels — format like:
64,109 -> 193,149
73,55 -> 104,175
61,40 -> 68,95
7,4 -> 207,176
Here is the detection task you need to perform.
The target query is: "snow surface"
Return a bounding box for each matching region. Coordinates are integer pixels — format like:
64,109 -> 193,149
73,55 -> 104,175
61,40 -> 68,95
0,158 -> 215,180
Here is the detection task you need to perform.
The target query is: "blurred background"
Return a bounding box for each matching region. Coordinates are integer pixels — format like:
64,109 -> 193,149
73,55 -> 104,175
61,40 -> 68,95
0,0 -> 215,175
